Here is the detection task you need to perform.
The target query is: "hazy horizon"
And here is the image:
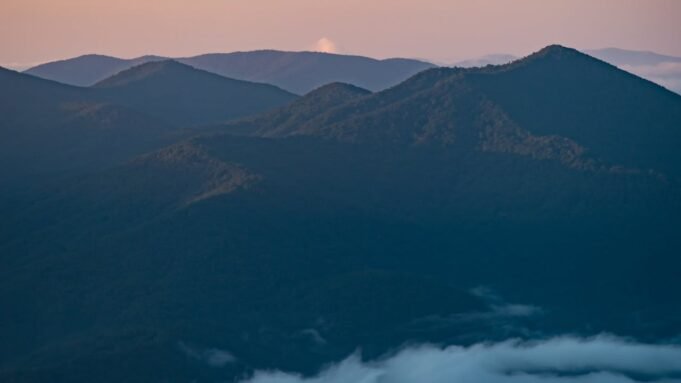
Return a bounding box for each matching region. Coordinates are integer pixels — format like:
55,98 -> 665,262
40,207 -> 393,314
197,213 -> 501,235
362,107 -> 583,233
2,0 -> 680,70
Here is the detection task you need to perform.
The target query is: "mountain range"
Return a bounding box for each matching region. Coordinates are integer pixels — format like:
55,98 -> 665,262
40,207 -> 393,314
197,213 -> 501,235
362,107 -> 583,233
0,61 -> 295,181
24,51 -> 435,94
26,48 -> 681,96
21,54 -> 166,87
2,45 -> 681,382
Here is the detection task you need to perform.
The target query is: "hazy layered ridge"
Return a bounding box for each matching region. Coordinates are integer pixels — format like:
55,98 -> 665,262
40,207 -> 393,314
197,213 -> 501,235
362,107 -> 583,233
0,66 -> 174,179
22,54 -> 166,87
24,51 -> 435,94
22,48 -> 681,95
93,60 -> 296,126
2,45 -> 681,382
587,48 -> 681,94
0,62 -> 296,180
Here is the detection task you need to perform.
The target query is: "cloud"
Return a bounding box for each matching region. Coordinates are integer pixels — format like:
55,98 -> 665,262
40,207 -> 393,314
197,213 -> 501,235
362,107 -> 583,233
239,335 -> 681,383
620,62 -> 681,94
404,287 -> 544,342
299,328 -> 328,346
621,62 -> 681,79
471,286 -> 543,318
312,38 -> 338,54
178,341 -> 236,367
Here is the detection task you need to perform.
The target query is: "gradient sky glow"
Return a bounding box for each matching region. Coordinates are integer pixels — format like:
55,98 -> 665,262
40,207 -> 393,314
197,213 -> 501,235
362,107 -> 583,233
1,0 -> 680,69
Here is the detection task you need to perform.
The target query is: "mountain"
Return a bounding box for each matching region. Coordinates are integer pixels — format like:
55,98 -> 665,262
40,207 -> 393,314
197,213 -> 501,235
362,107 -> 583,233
249,45 -> 681,175
179,50 -> 435,94
24,51 -> 435,93
451,48 -> 681,94
24,54 -> 166,86
221,82 -> 372,136
586,48 -> 681,94
2,45 -> 681,382
0,66 -> 175,181
0,61 -> 296,182
93,60 -> 297,126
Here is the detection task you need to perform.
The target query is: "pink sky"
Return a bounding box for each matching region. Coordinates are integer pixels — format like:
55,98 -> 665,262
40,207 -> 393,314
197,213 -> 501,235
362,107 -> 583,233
1,0 -> 680,69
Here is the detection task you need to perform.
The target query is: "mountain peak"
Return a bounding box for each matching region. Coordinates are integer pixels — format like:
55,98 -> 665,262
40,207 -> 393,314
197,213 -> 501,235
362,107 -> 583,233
24,55 -> 166,86
78,53 -> 117,59
528,44 -> 584,61
498,44 -> 603,72
90,59 -> 296,126
133,55 -> 166,61
223,82 -> 371,137
132,59 -> 188,72
305,82 -> 371,97
93,60 -> 197,87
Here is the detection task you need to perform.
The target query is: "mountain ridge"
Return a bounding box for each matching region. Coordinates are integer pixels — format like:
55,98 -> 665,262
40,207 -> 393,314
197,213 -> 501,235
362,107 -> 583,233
92,59 -> 296,126
0,61 -> 296,180
24,50 -> 435,93
24,54 -> 166,86
233,45 -> 681,177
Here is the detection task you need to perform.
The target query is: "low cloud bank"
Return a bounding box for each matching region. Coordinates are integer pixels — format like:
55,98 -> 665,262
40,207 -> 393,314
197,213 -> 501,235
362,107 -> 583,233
241,335 -> 681,383
621,62 -> 681,94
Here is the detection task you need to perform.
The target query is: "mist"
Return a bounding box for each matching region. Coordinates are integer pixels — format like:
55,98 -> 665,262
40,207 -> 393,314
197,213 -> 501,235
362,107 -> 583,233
241,335 -> 681,383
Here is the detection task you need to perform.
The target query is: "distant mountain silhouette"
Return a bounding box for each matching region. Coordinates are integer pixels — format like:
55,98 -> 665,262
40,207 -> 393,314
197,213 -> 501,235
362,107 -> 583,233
2,45 -> 681,382
586,47 -> 681,66
24,51 -> 435,93
24,54 -> 166,86
94,60 -> 296,126
179,50 -> 435,94
585,48 -> 681,94
453,53 -> 518,68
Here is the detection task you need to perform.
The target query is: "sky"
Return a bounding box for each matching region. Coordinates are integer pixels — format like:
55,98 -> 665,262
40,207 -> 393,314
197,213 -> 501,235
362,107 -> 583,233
1,0 -> 680,69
